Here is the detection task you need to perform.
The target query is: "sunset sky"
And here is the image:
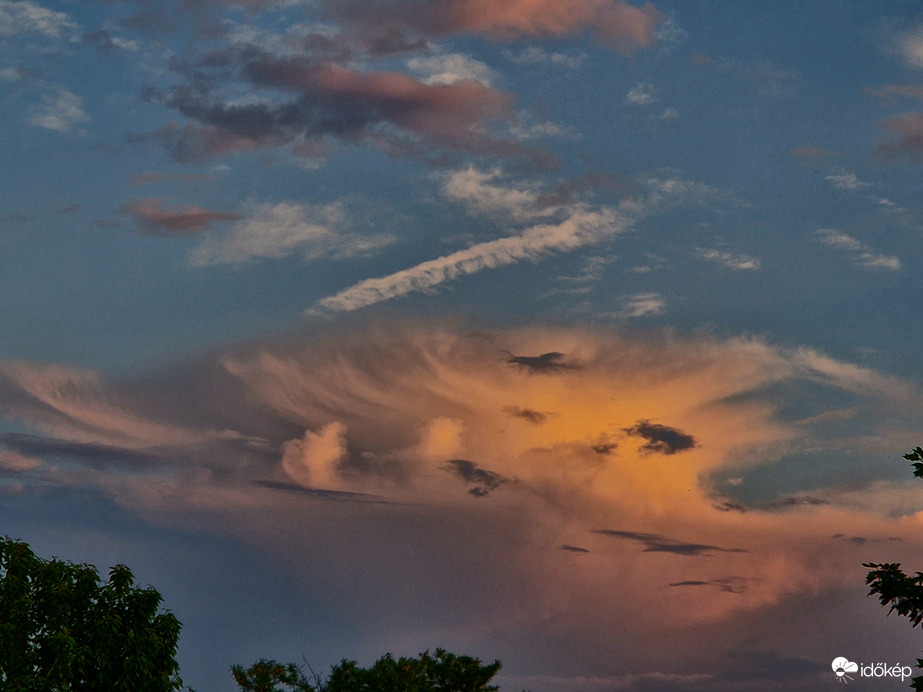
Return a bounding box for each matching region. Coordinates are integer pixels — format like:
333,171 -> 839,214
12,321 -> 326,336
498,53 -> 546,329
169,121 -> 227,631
5,1 -> 923,690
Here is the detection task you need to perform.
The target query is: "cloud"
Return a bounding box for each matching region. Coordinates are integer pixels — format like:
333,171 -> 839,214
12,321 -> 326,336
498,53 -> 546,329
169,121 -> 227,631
815,228 -> 901,271
444,458 -> 509,497
2,323 -> 922,681
506,351 -> 581,373
559,544 -> 590,553
441,166 -> 546,221
27,89 -> 89,133
824,168 -> 872,191
502,405 -> 551,424
83,29 -> 139,51
148,58 -> 533,163
406,52 -> 496,86
668,577 -> 755,594
324,0 -> 663,55
309,173 -> 714,315
190,201 -> 396,266
695,249 -> 760,270
120,197 -> 242,235
503,46 -> 587,69
309,206 -> 628,314
876,112 -> 923,163
0,0 -> 77,38
893,24 -> 923,70
864,84 -> 923,104
611,292 -> 666,318
593,530 -> 747,556
625,420 -> 696,455
625,82 -> 655,106
281,422 -> 348,489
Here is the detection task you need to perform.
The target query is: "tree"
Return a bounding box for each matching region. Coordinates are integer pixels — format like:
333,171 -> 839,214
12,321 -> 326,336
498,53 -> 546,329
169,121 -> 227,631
0,536 -> 185,691
232,649 -> 503,692
864,447 -> 923,691
230,659 -> 316,692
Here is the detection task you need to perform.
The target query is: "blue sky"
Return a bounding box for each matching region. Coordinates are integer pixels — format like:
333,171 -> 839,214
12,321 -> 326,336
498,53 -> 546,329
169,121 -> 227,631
4,1 -> 923,690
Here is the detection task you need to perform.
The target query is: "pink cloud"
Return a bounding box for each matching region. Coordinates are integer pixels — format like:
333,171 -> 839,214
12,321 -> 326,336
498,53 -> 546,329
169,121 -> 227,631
877,111 -> 923,163
244,59 -> 534,159
328,0 -> 662,55
120,197 -> 241,234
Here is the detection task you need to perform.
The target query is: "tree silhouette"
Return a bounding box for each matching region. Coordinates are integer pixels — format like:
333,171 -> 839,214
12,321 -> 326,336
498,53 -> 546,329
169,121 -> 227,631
232,649 -> 504,692
0,536 -> 185,691
864,447 -> 923,691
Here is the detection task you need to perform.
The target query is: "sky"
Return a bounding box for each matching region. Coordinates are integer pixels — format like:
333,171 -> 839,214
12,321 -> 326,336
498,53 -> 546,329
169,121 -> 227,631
6,1 -> 923,690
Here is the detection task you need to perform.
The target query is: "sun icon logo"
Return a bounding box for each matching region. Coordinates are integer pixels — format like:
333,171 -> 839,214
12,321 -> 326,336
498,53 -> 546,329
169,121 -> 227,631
832,657 -> 859,683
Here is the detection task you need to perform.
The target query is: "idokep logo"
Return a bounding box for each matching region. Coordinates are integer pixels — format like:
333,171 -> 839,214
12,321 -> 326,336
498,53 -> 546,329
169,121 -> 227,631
831,657 -> 913,684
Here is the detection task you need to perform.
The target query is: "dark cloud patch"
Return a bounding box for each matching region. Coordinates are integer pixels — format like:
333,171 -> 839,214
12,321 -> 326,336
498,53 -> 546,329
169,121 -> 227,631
668,576 -> 755,594
591,442 -> 618,455
713,500 -> 746,513
136,51 -> 542,165
559,544 -> 589,553
0,432 -> 161,467
502,405 -> 549,424
59,203 -> 83,214
594,529 -> 747,556
252,480 -> 389,503
625,420 -> 696,455
444,459 -> 509,497
760,495 -> 827,511
505,351 -> 582,373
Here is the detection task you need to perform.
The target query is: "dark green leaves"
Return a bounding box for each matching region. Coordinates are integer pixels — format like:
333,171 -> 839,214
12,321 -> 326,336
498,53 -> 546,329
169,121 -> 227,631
0,536 -> 185,691
233,649 -> 503,692
905,447 -> 923,479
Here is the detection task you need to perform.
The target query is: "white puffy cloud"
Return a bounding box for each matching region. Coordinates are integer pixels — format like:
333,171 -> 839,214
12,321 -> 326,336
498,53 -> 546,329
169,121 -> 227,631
27,89 -> 89,133
0,0 -> 77,38
406,52 -> 496,86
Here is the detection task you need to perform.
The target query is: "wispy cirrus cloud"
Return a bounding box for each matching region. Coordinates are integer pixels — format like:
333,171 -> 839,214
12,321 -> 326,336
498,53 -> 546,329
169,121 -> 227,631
815,228 -> 900,271
309,172 -> 716,315
695,248 -> 760,270
823,168 -> 872,191
191,202 -> 396,266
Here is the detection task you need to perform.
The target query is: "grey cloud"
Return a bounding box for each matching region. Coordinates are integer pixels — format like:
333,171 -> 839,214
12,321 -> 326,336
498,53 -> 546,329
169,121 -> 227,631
558,544 -> 589,553
0,432 -> 162,467
252,479 -> 390,503
625,420 -> 696,455
502,405 -> 550,424
668,576 -> 756,594
593,529 -> 747,556
444,458 -> 509,497
760,495 -> 827,511
505,351 -> 582,373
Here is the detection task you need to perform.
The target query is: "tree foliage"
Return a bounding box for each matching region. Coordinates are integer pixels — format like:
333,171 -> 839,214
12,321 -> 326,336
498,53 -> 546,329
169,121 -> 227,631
863,447 -> 923,691
232,649 -> 503,692
0,536 -> 184,691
